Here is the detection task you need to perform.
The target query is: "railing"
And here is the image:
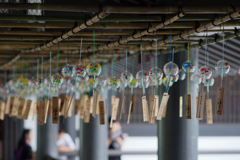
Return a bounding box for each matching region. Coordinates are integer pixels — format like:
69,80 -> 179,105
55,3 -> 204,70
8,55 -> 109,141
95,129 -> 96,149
59,150 -> 240,157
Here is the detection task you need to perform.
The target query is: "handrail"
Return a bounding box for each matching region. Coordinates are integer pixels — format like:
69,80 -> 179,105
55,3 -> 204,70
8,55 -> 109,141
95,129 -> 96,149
59,150 -> 240,157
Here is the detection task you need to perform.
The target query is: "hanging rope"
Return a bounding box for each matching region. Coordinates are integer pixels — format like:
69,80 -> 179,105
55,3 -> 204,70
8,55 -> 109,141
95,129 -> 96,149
79,32 -> 83,64
25,62 -> 28,79
57,43 -> 60,73
93,30 -> 95,61
220,24 -> 225,87
126,43 -> 128,71
48,47 -> 52,99
187,43 -> 190,94
140,39 -> 146,96
37,59 -> 39,80
21,58 -> 24,77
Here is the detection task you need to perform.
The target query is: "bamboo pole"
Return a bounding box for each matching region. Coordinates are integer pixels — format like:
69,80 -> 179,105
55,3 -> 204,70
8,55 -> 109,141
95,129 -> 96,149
0,30 -> 236,37
82,12 -> 185,53
160,31 -> 240,54
0,6 -> 108,68
23,7 -> 107,52
0,15 -> 162,22
0,21 -> 240,29
0,30 -> 181,36
0,14 -> 239,22
128,11 -> 240,52
0,4 -> 239,14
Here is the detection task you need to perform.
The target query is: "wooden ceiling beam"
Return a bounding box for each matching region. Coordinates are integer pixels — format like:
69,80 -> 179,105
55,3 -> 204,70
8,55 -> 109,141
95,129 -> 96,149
0,4 -> 239,14
0,14 -> 239,22
0,21 -> 239,29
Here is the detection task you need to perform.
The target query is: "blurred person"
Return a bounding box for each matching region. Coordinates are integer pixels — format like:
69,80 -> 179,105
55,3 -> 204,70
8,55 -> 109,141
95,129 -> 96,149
57,126 -> 76,160
108,117 -> 128,160
15,129 -> 36,160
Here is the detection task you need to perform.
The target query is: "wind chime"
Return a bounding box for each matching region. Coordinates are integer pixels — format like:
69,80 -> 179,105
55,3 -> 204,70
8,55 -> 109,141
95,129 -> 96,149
214,24 -> 230,116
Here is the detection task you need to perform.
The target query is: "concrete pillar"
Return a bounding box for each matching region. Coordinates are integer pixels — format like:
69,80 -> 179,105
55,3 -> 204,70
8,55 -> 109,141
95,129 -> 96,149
80,65 -> 108,160
158,49 -> 199,160
37,116 -> 59,160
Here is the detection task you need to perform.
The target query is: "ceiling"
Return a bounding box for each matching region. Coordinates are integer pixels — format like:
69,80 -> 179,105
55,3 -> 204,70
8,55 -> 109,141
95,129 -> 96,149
0,0 -> 239,78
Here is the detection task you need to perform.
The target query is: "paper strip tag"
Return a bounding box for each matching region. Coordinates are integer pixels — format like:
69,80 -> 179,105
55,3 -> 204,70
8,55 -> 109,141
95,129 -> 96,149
65,92 -> 75,118
154,95 -> 159,117
179,96 -> 183,117
47,99 -> 52,118
96,94 -> 101,115
185,94 -> 191,119
60,94 -> 66,112
8,97 -> 15,117
120,96 -> 125,119
17,99 -> 26,119
99,101 -> 105,125
111,96 -> 116,106
90,96 -> 93,114
113,98 -> 120,120
92,90 -> 97,118
38,101 -> 45,125
5,96 -> 11,115
10,96 -> 19,117
74,99 -> 80,116
216,87 -> 224,116
197,92 -> 205,119
23,100 -> 32,120
36,99 -> 41,116
44,100 -> 49,123
131,95 -> 135,113
84,99 -> 91,123
79,97 -> 85,119
52,97 -> 59,124
206,99 -> 213,124
127,101 -> 132,124
149,96 -> 156,124
162,96 -> 168,118
0,101 -> 5,120
142,96 -> 149,122
32,102 -> 37,121
68,97 -> 74,117
157,93 -> 169,120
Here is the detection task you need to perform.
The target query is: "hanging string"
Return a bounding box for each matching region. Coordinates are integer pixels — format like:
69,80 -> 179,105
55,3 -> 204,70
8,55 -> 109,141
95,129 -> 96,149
131,57 -> 135,99
37,59 -> 39,80
170,25 -> 172,61
4,71 -> 6,87
187,43 -> 190,94
41,51 -> 43,78
67,37 -> 70,64
57,43 -> 60,73
79,32 -> 83,64
25,62 -> 28,79
220,23 -> 225,87
155,30 -> 158,67
111,60 -> 113,77
93,30 -> 95,61
102,52 -> 104,75
48,47 -> 52,99
140,38 -> 146,96
21,58 -> 24,77
114,47 -> 116,77
126,42 -> 128,71
32,58 -> 34,77
13,65 -> 15,80
205,30 -> 208,65
172,46 -> 175,62
132,57 -> 135,76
